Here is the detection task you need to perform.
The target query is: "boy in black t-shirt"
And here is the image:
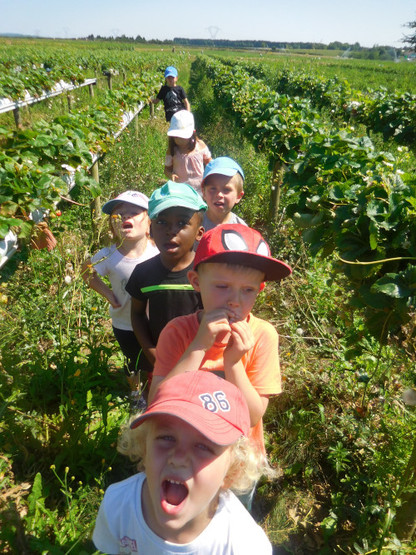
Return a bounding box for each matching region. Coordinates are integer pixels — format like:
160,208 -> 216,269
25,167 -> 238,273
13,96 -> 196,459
151,66 -> 190,122
125,181 -> 206,391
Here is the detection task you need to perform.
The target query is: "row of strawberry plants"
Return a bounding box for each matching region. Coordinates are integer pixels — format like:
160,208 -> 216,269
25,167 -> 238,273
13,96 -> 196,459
0,70 -> 159,241
219,58 -> 416,148
0,41 -> 167,100
195,56 -> 416,340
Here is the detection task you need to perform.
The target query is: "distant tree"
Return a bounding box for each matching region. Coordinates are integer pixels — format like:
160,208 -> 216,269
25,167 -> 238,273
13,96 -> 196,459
402,19 -> 416,51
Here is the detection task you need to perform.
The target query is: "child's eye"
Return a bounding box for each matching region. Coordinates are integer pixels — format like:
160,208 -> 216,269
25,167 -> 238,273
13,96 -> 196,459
195,442 -> 214,454
156,434 -> 175,442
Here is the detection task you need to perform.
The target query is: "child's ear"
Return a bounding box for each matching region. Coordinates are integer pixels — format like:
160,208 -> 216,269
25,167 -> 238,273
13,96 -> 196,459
187,270 -> 200,291
234,190 -> 244,205
195,225 -> 204,242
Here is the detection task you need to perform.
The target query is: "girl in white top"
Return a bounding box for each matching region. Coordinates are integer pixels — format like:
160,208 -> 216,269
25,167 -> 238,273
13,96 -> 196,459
164,110 -> 212,195
82,191 -> 158,394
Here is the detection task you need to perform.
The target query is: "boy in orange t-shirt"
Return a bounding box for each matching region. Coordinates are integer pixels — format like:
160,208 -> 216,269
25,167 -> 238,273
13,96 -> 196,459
149,224 -> 292,475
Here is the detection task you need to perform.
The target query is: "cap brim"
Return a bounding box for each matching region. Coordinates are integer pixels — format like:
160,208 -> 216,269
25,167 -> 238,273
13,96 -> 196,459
203,167 -> 240,182
149,199 -> 206,219
130,399 -> 244,446
196,251 -> 292,281
102,200 -> 121,214
167,127 -> 194,139
102,199 -> 147,215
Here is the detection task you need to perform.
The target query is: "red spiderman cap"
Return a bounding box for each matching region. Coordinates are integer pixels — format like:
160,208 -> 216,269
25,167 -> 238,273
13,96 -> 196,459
194,224 -> 292,281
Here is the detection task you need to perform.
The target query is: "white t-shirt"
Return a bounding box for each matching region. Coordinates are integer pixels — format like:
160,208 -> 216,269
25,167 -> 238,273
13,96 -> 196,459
91,243 -> 158,330
93,472 -> 272,554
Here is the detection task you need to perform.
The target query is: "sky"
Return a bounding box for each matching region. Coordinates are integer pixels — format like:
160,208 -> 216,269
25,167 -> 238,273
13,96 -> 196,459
1,0 -> 415,49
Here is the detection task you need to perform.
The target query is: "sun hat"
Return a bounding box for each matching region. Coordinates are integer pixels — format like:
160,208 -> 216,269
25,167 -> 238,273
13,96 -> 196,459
202,157 -> 245,183
164,66 -> 178,78
130,372 -> 250,445
148,181 -> 207,220
102,190 -> 149,215
167,110 -> 195,139
194,223 -> 292,281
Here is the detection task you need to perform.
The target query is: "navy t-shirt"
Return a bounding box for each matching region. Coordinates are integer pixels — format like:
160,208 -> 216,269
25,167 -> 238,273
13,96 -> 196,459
156,85 -> 187,121
125,254 -> 202,344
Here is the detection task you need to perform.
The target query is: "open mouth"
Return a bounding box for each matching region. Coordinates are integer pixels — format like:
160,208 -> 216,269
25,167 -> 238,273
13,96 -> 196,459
163,242 -> 178,250
122,222 -> 133,230
162,479 -> 188,507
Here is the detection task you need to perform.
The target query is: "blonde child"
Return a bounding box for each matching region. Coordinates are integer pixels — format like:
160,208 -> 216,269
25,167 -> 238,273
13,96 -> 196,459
93,371 -> 274,554
201,156 -> 247,232
151,66 -> 190,122
164,110 -> 212,195
82,191 -> 158,402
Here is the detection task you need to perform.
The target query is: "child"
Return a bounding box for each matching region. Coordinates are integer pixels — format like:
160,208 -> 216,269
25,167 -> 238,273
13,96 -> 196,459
82,191 -> 158,398
151,66 -> 190,122
201,156 -> 247,232
164,110 -> 212,195
125,181 -> 207,375
149,223 -> 292,462
92,371 -> 274,554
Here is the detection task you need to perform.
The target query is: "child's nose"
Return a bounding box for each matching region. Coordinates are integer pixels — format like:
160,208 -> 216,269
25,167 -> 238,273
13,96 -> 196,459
227,290 -> 240,307
168,444 -> 189,466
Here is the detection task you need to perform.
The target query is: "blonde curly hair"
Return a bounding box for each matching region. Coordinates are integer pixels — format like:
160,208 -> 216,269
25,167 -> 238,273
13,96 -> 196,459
117,415 -> 278,494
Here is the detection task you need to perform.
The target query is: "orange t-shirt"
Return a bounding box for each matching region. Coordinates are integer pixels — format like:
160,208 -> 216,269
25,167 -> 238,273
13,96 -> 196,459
154,311 -> 281,453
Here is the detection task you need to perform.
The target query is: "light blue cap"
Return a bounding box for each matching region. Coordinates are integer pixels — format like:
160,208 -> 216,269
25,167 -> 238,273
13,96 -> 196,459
148,181 -> 207,220
202,157 -> 245,183
164,66 -> 178,78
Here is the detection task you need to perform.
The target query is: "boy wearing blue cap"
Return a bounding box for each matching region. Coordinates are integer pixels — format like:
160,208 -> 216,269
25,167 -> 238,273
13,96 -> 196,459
125,182 -> 206,390
151,66 -> 190,122
201,156 -> 247,232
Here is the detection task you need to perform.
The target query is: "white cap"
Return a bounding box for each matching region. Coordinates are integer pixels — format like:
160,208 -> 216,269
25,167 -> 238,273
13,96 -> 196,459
167,110 -> 195,139
102,190 -> 149,214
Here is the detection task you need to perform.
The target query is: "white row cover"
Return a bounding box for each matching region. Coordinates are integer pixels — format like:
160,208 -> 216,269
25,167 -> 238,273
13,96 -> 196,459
0,79 -> 97,114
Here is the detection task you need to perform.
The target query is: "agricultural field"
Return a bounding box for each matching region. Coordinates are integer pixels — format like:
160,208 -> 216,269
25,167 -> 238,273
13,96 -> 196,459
0,39 -> 416,554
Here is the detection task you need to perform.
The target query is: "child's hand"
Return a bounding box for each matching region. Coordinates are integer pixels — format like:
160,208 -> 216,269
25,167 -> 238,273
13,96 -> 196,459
171,173 -> 179,182
192,309 -> 232,351
224,320 -> 255,365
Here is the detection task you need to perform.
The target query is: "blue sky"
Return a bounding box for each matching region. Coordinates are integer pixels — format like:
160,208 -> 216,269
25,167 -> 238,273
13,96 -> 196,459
1,0 -> 415,48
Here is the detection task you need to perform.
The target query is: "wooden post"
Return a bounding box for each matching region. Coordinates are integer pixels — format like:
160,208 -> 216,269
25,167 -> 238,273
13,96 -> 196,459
91,161 -> 101,232
149,101 -> 154,118
13,107 -> 21,128
134,113 -> 139,139
107,73 -> 112,90
88,83 -> 94,98
269,160 -> 283,222
67,94 -> 73,113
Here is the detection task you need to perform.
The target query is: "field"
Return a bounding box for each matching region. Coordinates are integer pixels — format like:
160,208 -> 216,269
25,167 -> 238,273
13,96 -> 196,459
1,39 -> 416,554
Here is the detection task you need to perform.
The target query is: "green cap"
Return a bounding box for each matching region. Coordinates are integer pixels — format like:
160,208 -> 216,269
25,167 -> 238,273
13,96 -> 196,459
148,181 -> 207,220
